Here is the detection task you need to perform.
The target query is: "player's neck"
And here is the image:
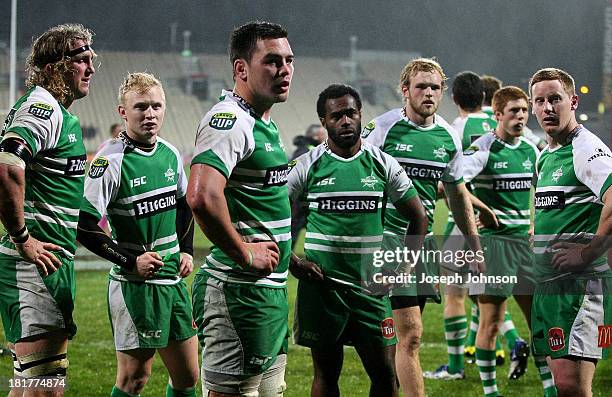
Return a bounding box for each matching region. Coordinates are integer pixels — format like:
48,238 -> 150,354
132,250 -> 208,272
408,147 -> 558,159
495,128 -> 519,145
326,139 -> 360,158
548,120 -> 580,148
233,87 -> 272,121
121,131 -> 156,152
459,106 -> 481,118
403,106 -> 435,127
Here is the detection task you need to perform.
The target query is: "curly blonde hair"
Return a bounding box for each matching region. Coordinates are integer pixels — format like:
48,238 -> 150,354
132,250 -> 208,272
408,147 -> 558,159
25,23 -> 94,105
117,72 -> 165,105
398,57 -> 447,93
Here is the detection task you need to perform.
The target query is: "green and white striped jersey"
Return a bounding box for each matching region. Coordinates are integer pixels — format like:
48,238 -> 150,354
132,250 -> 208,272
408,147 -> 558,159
287,141 -> 417,286
533,126 -> 612,282
463,132 -> 538,235
0,86 -> 86,258
363,109 -> 463,234
191,91 -> 291,287
452,112 -> 495,150
80,136 -> 187,284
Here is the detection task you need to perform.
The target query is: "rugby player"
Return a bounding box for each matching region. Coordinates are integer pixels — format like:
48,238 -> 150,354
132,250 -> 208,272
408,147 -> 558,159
187,21 -> 293,397
77,72 -> 198,397
530,68 -> 612,397
288,84 -> 427,397
0,23 -> 95,396
462,86 -> 555,397
363,58 -> 483,396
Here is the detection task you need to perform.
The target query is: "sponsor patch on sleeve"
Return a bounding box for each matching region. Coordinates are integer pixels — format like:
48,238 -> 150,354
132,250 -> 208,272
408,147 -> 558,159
362,120 -> 375,138
27,102 -> 54,120
209,112 -> 237,130
89,157 -> 109,178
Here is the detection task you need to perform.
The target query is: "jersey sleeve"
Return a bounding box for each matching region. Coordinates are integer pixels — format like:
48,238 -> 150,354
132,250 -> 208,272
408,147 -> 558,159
5,89 -> 62,156
191,107 -> 254,178
362,109 -> 401,149
286,153 -> 309,203
461,136 -> 491,183
80,152 -> 122,220
573,134 -> 612,200
440,121 -> 464,184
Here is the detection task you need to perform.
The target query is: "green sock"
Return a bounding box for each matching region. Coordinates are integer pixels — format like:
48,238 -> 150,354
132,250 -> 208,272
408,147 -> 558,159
495,336 -> 502,351
476,348 -> 498,397
166,384 -> 197,397
500,310 -> 521,350
111,386 -> 138,397
465,304 -> 478,347
445,315 -> 467,373
534,355 -> 557,397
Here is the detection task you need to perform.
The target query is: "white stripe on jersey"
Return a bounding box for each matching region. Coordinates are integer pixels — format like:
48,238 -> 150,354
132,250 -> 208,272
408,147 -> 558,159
492,209 -> 531,216
233,218 -> 292,230
118,233 -> 178,251
24,200 -> 80,217
394,157 -> 447,168
305,232 -> 384,243
240,232 -> 292,242
535,185 -> 591,194
304,243 -> 380,254
24,212 -> 77,229
307,191 -> 384,199
114,185 -> 177,204
474,172 -> 533,180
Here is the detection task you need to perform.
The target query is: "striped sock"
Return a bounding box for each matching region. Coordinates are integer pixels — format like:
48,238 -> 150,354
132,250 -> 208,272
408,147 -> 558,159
445,315 -> 467,373
534,355 -> 557,397
476,348 -> 498,397
111,386 -> 139,397
495,336 -> 503,352
465,304 -> 478,347
500,310 -> 520,350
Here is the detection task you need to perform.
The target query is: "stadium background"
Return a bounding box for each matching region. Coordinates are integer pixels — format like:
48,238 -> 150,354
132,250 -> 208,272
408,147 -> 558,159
0,0 -> 611,395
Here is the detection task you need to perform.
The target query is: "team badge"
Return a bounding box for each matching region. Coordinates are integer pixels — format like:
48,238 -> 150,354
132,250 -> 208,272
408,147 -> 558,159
598,325 -> 612,348
362,120 -> 375,138
164,166 -> 175,182
547,327 -> 565,352
551,166 -> 563,182
361,171 -> 379,189
209,112 -> 236,130
28,102 -> 54,120
89,157 -> 109,178
433,145 -> 447,160
380,318 -> 396,339
522,158 -> 533,171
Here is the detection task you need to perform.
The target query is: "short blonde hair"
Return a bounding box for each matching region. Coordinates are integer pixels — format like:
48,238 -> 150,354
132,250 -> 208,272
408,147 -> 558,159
118,72 -> 165,104
529,68 -> 575,97
26,23 -> 95,105
398,57 -> 447,93
492,86 -> 529,114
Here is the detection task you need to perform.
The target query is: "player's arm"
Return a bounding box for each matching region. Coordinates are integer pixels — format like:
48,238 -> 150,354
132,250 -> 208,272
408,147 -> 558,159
467,191 -> 498,230
394,196 -> 427,253
176,159 -> 195,278
0,137 -> 61,274
552,187 -> 612,269
187,164 -> 279,276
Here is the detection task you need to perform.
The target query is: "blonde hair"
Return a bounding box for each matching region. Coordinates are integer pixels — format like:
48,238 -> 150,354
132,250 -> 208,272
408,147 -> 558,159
25,23 -> 95,105
492,86 -> 529,114
398,57 -> 447,93
529,68 -> 575,97
118,72 -> 165,104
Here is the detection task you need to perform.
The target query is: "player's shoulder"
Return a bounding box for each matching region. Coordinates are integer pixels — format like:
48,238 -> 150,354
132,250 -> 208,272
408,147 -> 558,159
435,114 -> 462,148
467,131 -> 496,151
88,140 -> 126,179
362,140 -> 396,164
157,136 -> 182,159
571,126 -> 611,163
518,135 -> 540,154
362,108 -> 403,138
199,91 -> 255,134
291,142 -> 327,171
18,86 -> 62,122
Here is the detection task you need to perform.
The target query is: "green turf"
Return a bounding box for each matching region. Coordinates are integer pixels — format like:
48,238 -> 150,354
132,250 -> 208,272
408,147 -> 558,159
1,203 -> 611,395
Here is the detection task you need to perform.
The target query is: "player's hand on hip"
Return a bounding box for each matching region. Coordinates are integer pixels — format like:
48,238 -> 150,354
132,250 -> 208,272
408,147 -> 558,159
551,242 -> 592,271
14,236 -> 61,276
478,209 -> 499,230
244,241 -> 279,277
135,252 -> 164,278
289,257 -> 324,281
178,252 -> 194,277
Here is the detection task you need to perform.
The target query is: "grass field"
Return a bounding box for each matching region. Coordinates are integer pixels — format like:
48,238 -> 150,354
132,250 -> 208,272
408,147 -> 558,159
1,207 -> 611,396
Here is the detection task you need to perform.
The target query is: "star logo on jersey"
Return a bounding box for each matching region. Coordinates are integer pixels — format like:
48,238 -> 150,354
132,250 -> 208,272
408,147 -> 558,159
551,166 -> 563,182
522,158 -> 533,171
361,171 -> 379,189
164,167 -> 175,182
433,145 -> 447,160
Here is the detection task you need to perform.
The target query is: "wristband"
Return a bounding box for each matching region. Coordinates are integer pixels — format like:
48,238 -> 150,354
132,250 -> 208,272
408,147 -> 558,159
9,225 -> 29,244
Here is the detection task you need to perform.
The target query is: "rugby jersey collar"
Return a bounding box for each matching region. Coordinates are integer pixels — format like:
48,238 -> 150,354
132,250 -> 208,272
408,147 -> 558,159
400,108 -> 442,131
324,140 -> 363,162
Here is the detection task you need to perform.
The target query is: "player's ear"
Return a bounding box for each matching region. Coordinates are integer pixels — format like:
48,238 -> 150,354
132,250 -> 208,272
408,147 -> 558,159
234,59 -> 247,82
570,95 -> 579,111
117,104 -> 127,122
